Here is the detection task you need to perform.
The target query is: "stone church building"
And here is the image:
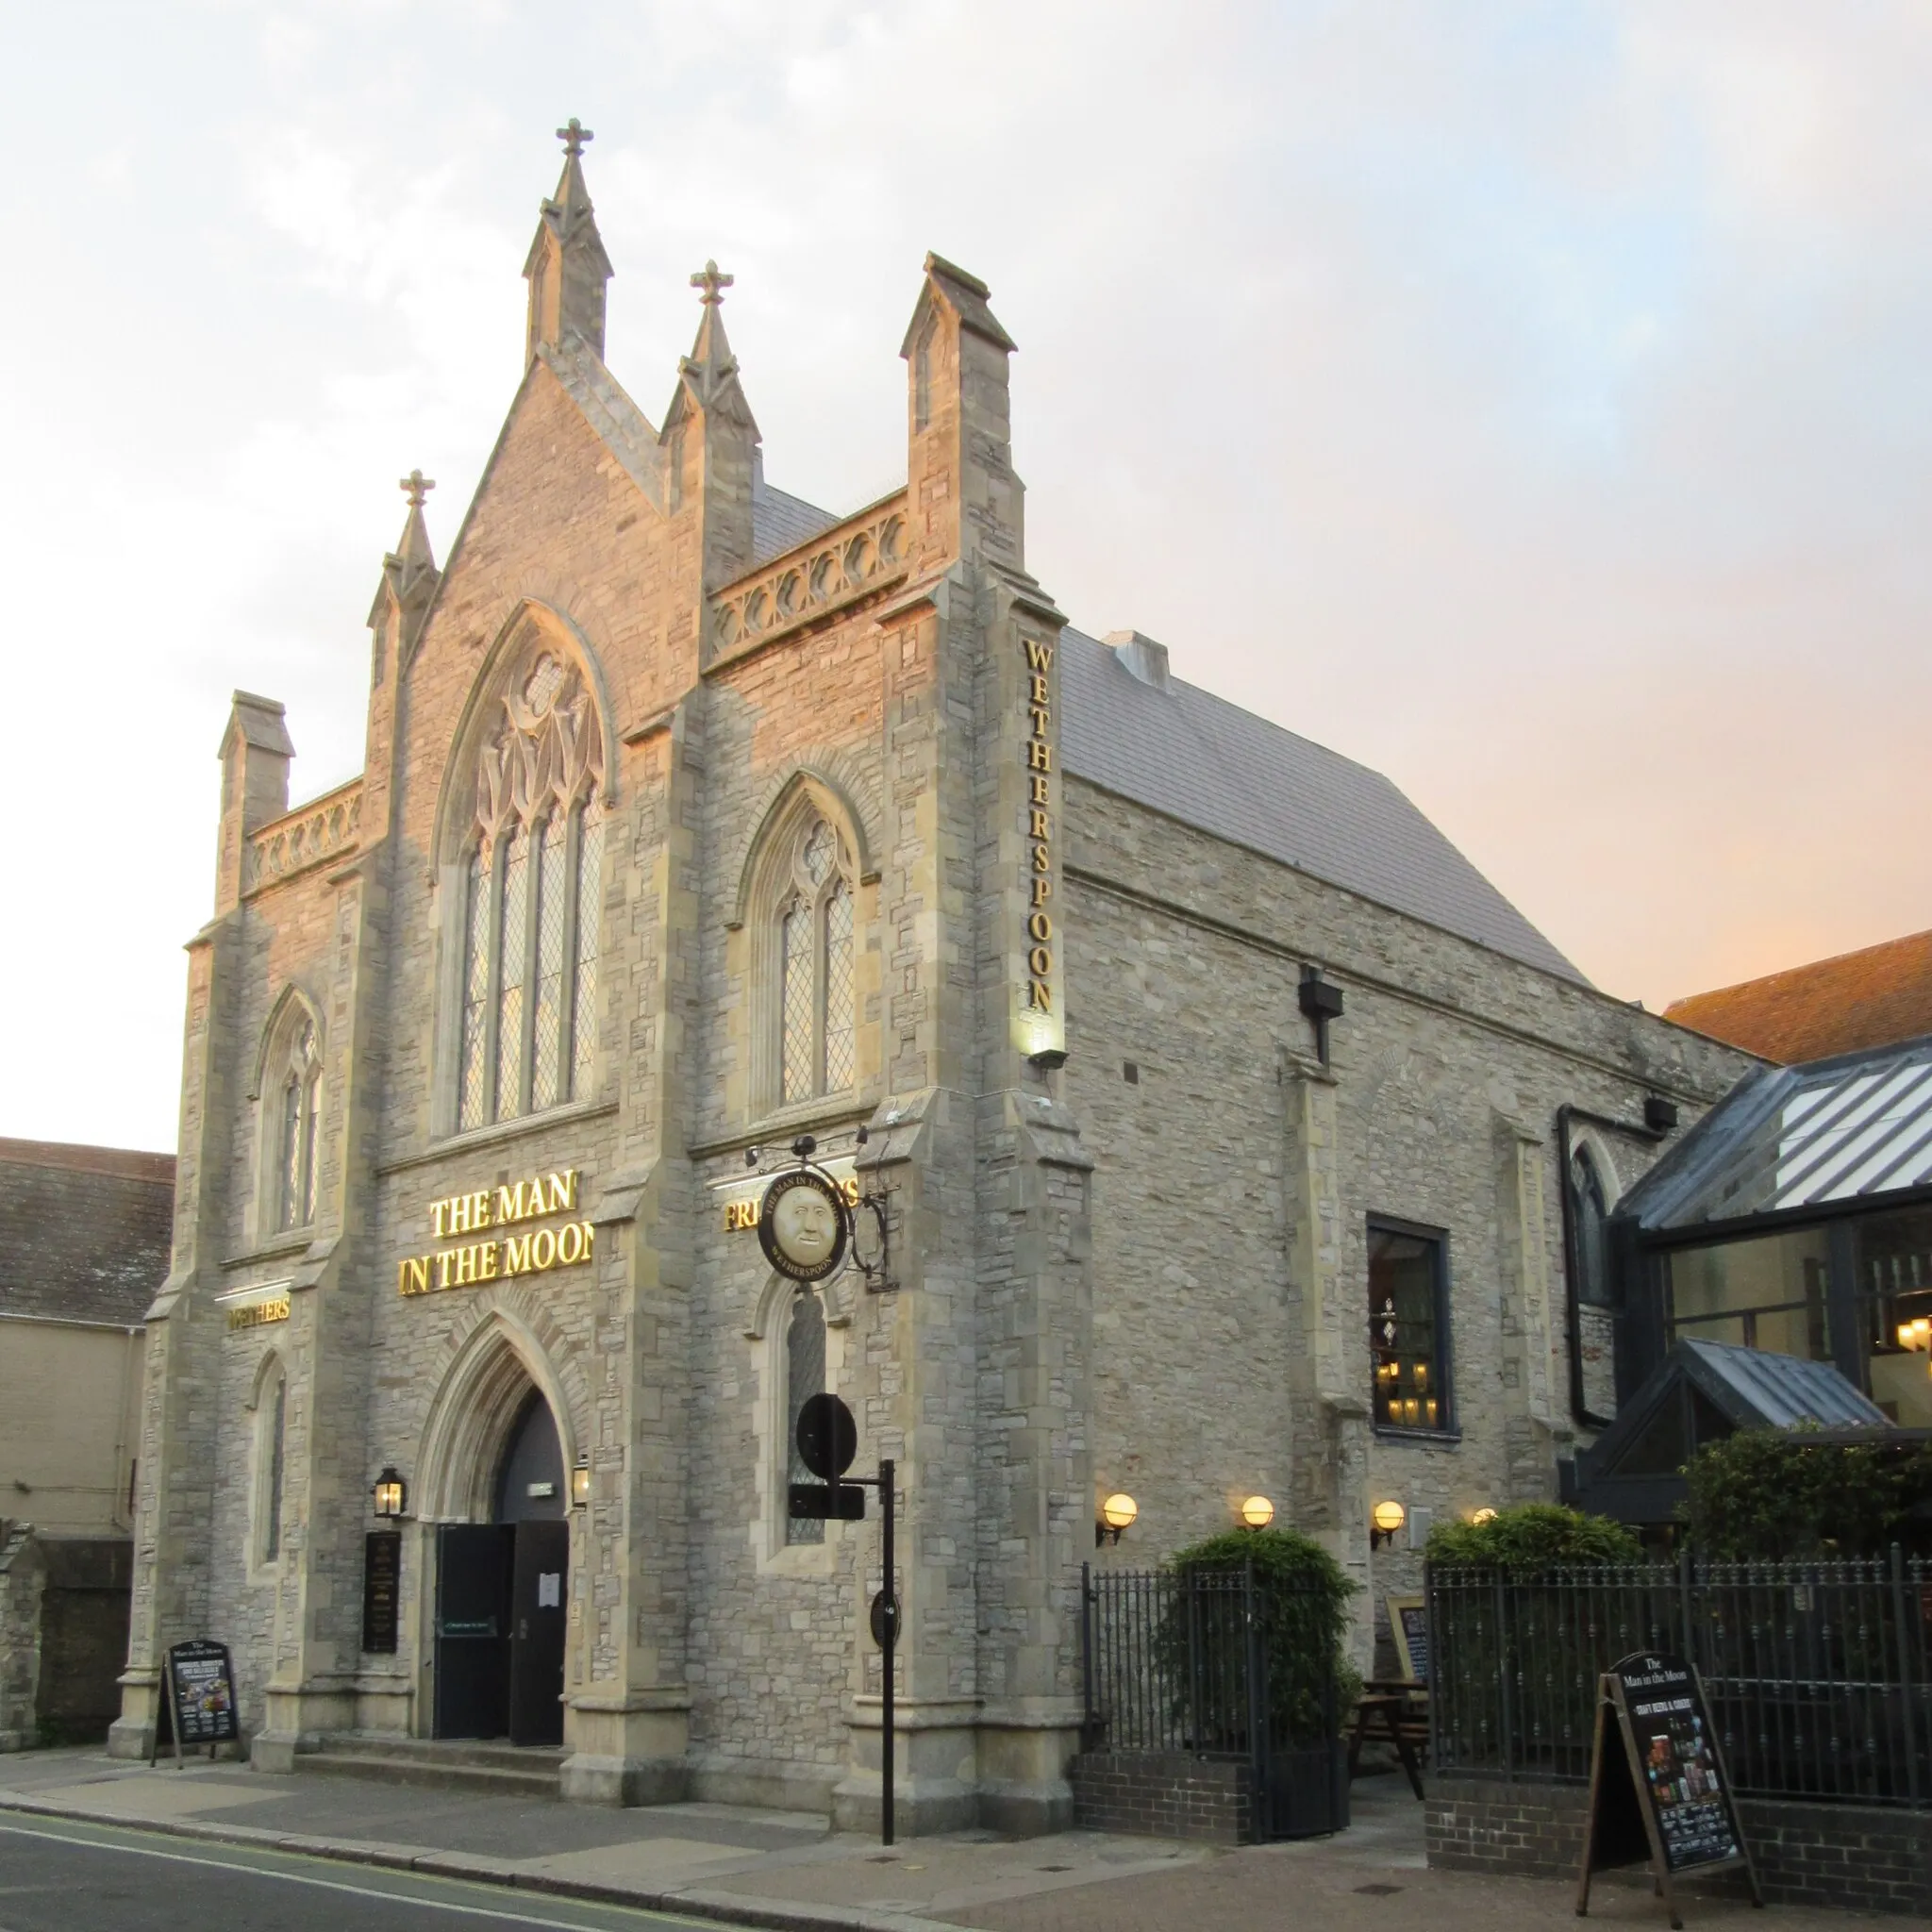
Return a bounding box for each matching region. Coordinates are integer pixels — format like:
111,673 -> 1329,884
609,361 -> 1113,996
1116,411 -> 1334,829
112,126 -> 1753,1829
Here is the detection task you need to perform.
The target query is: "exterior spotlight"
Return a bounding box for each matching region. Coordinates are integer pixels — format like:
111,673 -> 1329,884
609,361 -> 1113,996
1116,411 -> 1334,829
1370,1498 -> 1407,1550
745,1146 -> 761,1168
571,1458 -> 591,1507
373,1467 -> 407,1519
1029,1046 -> 1068,1071
1240,1494 -> 1275,1531
1096,1492 -> 1138,1546
1470,1506 -> 1498,1525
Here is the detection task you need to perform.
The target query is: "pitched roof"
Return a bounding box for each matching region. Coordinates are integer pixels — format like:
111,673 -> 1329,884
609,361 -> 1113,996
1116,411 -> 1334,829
1057,629 -> 1588,982
1674,1336 -> 1892,1431
751,473 -> 839,570
1619,1034 -> 1932,1231
0,1138 -> 174,1326
1665,929 -> 1932,1065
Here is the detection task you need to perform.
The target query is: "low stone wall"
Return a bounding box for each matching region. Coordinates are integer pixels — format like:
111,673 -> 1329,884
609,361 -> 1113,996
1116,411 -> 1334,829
1070,1751 -> 1252,1845
1426,1775 -> 1932,1917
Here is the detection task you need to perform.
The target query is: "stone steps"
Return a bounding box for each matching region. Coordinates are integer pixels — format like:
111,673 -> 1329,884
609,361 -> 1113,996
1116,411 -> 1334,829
297,1732 -> 567,1800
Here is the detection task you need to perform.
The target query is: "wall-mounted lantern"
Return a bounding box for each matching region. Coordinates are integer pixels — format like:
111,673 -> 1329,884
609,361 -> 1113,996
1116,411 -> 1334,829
1239,1494 -> 1275,1531
1095,1492 -> 1138,1546
373,1467 -> 408,1519
1370,1498 -> 1406,1550
571,1458 -> 591,1507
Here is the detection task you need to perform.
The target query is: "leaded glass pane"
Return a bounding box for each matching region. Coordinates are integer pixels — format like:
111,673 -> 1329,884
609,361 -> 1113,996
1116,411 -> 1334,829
278,1079 -> 302,1231
495,828 -> 529,1121
802,819 -> 836,886
823,883 -> 855,1092
785,1292 -> 826,1546
264,1376 -> 286,1562
782,901 -> 813,1103
458,849 -> 491,1130
571,806 -> 603,1100
525,654 -> 566,717
299,1074 -> 320,1225
532,815 -> 568,1111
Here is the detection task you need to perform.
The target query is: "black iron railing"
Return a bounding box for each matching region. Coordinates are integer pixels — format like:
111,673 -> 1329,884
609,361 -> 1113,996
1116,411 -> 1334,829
1079,1561 -> 1346,1838
1427,1549 -> 1932,1808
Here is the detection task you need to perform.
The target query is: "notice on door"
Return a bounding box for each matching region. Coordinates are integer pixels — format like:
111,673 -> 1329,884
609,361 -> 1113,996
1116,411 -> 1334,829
537,1572 -> 561,1608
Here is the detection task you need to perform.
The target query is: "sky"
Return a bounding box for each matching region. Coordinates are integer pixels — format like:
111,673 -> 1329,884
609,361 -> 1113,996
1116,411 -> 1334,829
4,1 -> 1930,1153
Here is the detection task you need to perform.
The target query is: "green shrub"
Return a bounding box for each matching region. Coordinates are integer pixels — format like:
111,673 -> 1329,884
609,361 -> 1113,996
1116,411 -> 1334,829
1680,1433 -> 1932,1558
1165,1526 -> 1360,1740
1424,1502 -> 1641,1567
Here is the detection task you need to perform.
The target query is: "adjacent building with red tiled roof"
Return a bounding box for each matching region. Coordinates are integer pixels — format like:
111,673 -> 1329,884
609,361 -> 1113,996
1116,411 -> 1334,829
1665,928 -> 1932,1065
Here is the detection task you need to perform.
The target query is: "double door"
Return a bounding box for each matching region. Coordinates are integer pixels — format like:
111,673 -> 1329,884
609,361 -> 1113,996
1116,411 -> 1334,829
433,1521 -> 568,1745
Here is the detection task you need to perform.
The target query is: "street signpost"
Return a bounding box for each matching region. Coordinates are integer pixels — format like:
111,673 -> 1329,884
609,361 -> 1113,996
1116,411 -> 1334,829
789,1388 -> 899,1844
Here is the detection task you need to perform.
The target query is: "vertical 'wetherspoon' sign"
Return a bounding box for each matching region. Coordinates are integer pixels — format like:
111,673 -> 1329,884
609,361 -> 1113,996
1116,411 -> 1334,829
1014,629 -> 1065,1058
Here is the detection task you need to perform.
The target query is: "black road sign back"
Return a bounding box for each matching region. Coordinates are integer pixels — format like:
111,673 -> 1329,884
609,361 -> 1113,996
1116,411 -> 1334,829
790,1482 -> 865,1521
796,1391 -> 858,1480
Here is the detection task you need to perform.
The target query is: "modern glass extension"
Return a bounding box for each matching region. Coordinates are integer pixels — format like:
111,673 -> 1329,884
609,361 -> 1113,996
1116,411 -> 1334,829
1615,1035 -> 1932,1427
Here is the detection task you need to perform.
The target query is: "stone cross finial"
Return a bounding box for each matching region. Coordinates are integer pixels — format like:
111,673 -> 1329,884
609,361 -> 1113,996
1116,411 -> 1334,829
557,118 -> 592,158
400,470 -> 435,508
691,259 -> 734,308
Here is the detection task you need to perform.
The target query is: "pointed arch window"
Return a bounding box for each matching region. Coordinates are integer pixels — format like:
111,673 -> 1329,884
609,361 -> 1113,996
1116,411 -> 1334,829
777,818 -> 856,1106
457,652 -> 606,1133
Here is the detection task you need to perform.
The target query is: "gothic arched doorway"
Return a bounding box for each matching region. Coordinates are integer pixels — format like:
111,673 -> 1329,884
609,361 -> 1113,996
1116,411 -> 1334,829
433,1389 -> 569,1746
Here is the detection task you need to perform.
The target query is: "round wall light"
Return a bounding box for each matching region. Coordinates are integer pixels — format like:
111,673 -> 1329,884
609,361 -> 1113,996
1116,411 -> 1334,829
1370,1498 -> 1407,1549
1470,1506 -> 1498,1525
1240,1495 -> 1275,1530
1096,1492 -> 1138,1546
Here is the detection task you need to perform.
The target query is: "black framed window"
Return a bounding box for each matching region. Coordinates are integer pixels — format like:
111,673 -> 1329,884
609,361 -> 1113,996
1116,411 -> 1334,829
1853,1206 -> 1932,1426
1662,1226 -> 1829,1361
1369,1217 -> 1453,1434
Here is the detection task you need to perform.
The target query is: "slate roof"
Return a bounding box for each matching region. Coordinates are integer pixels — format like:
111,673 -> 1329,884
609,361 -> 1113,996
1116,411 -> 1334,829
1056,629 -> 1588,982
1665,929 -> 1932,1065
1620,1035 -> 1932,1231
751,474 -> 840,571
0,1139 -> 174,1326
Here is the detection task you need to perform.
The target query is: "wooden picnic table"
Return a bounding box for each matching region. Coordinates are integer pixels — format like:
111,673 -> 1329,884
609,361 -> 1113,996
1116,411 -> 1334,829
1348,1679 -> 1427,1800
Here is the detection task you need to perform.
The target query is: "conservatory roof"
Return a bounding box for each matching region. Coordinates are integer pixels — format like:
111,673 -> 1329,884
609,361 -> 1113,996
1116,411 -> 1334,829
1618,1034 -> 1932,1234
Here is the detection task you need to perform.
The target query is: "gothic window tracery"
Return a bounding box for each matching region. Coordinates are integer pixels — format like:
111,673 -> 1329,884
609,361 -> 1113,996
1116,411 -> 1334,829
775,816 -> 856,1106
457,652 -> 606,1134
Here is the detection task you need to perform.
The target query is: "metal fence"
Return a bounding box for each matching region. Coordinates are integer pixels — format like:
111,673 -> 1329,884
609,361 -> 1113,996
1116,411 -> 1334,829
1079,1561 -> 1346,1838
1427,1549 -> 1932,1808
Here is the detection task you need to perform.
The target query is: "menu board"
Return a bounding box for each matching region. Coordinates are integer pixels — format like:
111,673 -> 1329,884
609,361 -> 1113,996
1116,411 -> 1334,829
362,1531 -> 402,1655
1388,1594 -> 1430,1685
152,1640 -> 239,1765
1576,1651 -> 1759,1927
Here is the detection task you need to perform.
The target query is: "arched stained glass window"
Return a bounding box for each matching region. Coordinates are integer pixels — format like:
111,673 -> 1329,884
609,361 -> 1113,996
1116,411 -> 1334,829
457,654 -> 606,1133
776,816 -> 858,1106
1572,1147 -> 1612,1308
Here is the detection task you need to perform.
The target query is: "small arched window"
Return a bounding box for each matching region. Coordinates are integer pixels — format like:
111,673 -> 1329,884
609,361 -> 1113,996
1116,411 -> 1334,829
777,819 -> 856,1106
784,1290 -> 827,1547
1571,1147 -> 1613,1308
258,1362 -> 288,1565
458,652 -> 606,1133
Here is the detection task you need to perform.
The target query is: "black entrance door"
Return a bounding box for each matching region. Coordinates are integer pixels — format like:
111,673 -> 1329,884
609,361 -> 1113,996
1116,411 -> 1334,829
508,1518 -> 569,1746
433,1523 -> 513,1740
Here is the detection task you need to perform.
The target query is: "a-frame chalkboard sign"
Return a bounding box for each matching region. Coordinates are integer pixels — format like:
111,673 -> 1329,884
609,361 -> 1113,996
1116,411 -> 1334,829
148,1640 -> 240,1769
1575,1651 -> 1761,1928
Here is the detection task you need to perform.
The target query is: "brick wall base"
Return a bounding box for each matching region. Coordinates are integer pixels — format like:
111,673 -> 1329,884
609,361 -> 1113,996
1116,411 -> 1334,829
1070,1752 -> 1253,1845
1426,1776 -> 1932,1918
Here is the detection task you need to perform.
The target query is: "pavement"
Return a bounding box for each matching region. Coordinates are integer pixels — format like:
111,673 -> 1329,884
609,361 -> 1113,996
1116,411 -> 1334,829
0,1747 -> 1896,1932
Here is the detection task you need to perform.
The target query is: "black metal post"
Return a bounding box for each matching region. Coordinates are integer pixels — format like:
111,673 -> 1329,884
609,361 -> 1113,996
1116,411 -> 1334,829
881,1455 -> 895,1847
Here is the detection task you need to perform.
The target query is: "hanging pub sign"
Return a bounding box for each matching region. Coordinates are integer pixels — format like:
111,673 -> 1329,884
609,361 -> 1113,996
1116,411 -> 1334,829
758,1169 -> 850,1284
149,1639 -> 239,1769
1575,1651 -> 1760,1928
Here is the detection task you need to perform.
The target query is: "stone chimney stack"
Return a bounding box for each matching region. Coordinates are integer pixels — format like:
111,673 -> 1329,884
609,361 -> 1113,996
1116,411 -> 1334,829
524,119 -> 614,363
